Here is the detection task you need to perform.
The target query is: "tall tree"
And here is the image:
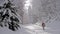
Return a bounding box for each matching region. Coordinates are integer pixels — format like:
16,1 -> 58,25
0,0 -> 20,31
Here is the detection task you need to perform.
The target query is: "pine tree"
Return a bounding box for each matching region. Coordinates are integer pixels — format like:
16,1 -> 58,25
0,0 -> 20,31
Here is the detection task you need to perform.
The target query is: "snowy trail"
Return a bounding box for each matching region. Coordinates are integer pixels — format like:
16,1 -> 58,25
0,22 -> 60,34
22,24 -> 51,34
22,23 -> 60,34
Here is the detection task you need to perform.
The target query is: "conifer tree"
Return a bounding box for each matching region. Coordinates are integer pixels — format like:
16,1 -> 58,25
0,0 -> 20,31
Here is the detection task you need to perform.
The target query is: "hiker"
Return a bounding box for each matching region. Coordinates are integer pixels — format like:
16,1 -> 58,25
42,22 -> 45,30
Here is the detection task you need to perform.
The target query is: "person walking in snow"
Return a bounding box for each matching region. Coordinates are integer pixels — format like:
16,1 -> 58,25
42,22 -> 45,30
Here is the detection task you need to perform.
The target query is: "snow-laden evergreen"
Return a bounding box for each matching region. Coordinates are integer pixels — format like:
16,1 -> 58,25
0,0 -> 21,31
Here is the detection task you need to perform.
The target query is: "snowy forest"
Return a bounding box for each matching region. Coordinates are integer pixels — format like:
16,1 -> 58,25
0,0 -> 60,34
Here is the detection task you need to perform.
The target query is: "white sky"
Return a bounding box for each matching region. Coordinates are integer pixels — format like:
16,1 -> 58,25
24,0 -> 32,14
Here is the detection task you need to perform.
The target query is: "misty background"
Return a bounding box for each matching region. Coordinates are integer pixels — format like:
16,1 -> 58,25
0,0 -> 60,34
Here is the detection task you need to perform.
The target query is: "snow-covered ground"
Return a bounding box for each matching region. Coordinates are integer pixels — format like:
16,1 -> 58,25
0,20 -> 60,34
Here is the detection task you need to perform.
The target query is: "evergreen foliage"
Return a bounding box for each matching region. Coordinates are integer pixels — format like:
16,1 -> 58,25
0,0 -> 20,31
